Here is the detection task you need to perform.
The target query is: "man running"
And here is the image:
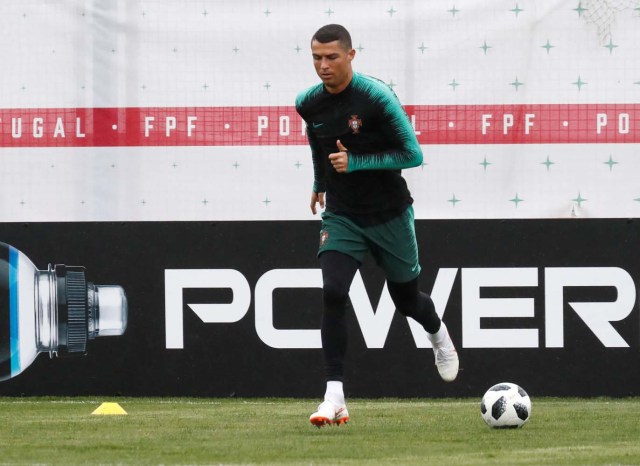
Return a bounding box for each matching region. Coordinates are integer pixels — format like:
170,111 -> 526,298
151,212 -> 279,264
295,24 -> 459,427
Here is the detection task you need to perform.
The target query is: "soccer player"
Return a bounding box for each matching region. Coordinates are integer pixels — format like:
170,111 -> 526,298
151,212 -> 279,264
295,24 -> 459,427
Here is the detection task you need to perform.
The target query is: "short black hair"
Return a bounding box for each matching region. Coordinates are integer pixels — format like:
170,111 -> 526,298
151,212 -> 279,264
311,24 -> 352,50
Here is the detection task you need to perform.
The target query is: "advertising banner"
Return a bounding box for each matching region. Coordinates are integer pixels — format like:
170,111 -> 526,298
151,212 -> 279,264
1,0 -> 639,221
0,219 -> 638,397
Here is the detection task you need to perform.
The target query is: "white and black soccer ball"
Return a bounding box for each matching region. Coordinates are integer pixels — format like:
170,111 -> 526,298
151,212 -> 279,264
480,382 -> 531,428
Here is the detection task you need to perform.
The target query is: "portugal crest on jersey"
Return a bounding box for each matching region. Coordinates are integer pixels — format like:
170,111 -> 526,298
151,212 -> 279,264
319,230 -> 329,247
348,115 -> 362,134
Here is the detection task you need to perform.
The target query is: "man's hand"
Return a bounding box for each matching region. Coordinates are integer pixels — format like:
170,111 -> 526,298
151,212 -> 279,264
310,191 -> 325,215
329,140 -> 349,173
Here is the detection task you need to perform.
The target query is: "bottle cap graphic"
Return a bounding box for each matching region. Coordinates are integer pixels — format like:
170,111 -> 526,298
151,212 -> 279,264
95,285 -> 127,337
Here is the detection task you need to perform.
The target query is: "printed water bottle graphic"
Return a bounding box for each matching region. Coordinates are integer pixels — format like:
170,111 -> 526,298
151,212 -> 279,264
0,242 -> 127,381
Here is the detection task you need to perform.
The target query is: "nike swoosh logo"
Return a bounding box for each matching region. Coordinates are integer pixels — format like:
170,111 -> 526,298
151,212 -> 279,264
312,122 -> 324,128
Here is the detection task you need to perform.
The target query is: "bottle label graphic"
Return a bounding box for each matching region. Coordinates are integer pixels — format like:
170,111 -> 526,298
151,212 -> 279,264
8,246 -> 19,378
0,243 -> 17,379
1,244 -> 40,381
0,242 -> 127,382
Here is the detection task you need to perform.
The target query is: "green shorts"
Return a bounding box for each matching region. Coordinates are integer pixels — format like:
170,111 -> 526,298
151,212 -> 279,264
318,206 -> 421,283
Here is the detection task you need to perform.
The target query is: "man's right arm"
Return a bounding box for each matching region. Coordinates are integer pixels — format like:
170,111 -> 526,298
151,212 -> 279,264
307,128 -> 326,195
296,91 -> 327,214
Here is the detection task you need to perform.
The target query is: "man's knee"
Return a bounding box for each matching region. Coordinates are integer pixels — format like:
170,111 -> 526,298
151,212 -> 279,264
387,278 -> 420,317
323,279 -> 350,308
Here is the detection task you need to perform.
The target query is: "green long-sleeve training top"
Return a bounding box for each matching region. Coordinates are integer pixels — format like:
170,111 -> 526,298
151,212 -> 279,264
295,72 -> 423,226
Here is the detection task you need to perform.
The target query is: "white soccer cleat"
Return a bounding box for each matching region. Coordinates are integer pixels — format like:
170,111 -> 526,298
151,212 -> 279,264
309,400 -> 350,427
429,322 -> 459,382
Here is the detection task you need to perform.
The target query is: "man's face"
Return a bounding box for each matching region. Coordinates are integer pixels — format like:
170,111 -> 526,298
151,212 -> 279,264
311,40 -> 355,93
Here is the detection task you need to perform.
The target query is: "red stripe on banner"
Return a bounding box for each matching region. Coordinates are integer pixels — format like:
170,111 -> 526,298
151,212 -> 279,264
0,104 -> 638,147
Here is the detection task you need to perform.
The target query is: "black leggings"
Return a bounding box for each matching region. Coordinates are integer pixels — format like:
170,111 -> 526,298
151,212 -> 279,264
319,250 -> 441,381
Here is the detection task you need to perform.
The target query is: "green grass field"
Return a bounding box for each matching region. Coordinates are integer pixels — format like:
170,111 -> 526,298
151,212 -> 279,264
1,397 -> 640,465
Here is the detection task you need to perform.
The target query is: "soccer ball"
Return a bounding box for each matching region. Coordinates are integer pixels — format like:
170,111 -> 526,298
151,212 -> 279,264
480,382 -> 531,428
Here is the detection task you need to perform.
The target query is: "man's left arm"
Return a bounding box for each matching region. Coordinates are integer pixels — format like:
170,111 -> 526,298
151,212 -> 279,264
345,93 -> 423,172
